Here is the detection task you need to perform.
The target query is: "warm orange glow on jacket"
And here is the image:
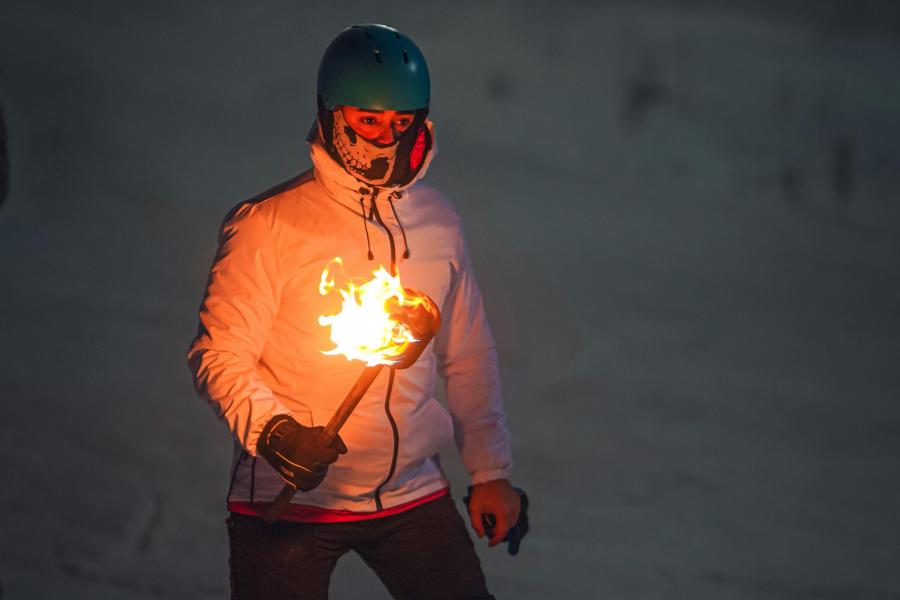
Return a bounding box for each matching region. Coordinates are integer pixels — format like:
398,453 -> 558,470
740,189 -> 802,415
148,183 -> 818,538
187,122 -> 512,512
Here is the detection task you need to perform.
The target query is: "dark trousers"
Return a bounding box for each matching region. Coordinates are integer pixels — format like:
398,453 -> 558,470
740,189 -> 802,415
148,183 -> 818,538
227,494 -> 495,599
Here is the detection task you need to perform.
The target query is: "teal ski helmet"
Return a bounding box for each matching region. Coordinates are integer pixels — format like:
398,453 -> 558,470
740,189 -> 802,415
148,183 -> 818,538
317,24 -> 430,111
314,24 -> 434,189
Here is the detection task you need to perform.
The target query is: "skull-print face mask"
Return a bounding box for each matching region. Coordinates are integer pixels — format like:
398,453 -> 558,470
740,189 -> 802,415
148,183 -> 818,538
331,109 -> 398,186
313,99 -> 432,189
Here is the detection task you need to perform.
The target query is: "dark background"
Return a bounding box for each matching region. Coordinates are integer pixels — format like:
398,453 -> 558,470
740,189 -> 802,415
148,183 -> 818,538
2,1 -> 899,598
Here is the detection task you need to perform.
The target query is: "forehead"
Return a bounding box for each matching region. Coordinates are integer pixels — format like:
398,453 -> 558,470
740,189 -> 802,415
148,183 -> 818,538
345,107 -> 415,116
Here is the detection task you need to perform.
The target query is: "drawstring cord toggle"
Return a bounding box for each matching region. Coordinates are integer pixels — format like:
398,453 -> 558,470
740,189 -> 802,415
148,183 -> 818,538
357,187 -> 412,261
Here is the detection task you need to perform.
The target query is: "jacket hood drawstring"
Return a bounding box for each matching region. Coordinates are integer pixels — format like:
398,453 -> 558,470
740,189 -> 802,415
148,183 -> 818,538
389,191 -> 411,260
358,187 -> 375,261
357,187 -> 412,262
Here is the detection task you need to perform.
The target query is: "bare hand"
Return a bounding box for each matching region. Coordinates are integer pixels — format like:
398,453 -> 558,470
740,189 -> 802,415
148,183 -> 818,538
467,479 -> 521,547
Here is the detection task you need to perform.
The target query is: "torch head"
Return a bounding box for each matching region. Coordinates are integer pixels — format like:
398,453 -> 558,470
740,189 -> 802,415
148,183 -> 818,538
317,259 -> 441,369
387,288 -> 441,370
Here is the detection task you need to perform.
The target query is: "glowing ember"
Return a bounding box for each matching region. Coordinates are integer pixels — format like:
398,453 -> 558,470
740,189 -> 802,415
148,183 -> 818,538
318,257 -> 434,366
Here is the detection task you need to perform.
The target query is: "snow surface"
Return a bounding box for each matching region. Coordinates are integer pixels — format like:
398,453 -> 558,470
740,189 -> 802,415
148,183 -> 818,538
1,1 -> 899,598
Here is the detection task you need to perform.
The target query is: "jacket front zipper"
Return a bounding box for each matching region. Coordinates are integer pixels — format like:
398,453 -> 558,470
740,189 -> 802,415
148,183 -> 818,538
370,192 -> 400,511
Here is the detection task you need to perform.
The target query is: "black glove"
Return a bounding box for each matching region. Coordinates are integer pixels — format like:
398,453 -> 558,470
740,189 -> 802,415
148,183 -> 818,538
464,486 -> 530,556
257,414 -> 347,492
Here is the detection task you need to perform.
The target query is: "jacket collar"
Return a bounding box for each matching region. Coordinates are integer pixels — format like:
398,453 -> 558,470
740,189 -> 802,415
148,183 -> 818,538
308,119 -> 438,210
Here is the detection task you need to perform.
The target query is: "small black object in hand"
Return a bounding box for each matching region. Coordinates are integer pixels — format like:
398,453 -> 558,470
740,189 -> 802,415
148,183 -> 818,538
463,486 -> 530,556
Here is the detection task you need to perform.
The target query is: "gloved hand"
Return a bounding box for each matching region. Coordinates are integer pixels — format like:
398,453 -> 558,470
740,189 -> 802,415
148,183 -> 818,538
464,485 -> 530,556
257,414 -> 347,492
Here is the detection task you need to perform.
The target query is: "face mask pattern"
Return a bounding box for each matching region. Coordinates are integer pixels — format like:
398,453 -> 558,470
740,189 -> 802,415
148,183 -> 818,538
332,110 -> 398,186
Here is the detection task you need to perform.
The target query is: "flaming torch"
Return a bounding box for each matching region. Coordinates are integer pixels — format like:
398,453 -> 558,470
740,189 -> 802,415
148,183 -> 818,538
264,258 -> 441,523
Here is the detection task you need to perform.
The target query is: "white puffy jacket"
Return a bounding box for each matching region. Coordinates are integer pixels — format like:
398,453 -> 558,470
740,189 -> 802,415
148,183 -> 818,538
187,122 -> 512,512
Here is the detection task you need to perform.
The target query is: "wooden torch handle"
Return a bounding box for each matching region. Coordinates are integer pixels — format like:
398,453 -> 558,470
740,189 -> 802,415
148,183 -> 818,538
264,364 -> 385,524
322,364 -> 384,440
263,483 -> 298,524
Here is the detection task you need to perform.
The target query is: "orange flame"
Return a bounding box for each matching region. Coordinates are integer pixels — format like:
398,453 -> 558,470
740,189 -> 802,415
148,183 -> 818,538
318,257 -> 430,366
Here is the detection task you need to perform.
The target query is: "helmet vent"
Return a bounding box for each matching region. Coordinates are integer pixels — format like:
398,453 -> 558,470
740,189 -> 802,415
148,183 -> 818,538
402,49 -> 409,64
373,49 -> 383,63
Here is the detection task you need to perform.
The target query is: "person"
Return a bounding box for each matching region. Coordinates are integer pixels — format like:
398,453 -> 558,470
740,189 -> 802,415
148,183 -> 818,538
188,24 -> 519,599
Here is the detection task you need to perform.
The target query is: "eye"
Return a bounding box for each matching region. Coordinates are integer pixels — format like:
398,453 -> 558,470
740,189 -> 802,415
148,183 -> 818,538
361,117 -> 378,126
395,118 -> 411,128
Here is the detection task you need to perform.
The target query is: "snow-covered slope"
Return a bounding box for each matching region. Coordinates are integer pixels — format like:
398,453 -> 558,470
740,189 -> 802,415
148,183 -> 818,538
1,2 -> 898,598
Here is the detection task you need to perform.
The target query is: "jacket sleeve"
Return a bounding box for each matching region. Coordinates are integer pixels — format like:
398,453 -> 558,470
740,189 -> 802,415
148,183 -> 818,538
186,203 -> 290,456
433,230 -> 512,485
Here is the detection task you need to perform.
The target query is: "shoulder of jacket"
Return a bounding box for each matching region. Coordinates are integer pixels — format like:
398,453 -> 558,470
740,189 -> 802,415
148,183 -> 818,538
221,170 -> 317,228
408,182 -> 461,222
